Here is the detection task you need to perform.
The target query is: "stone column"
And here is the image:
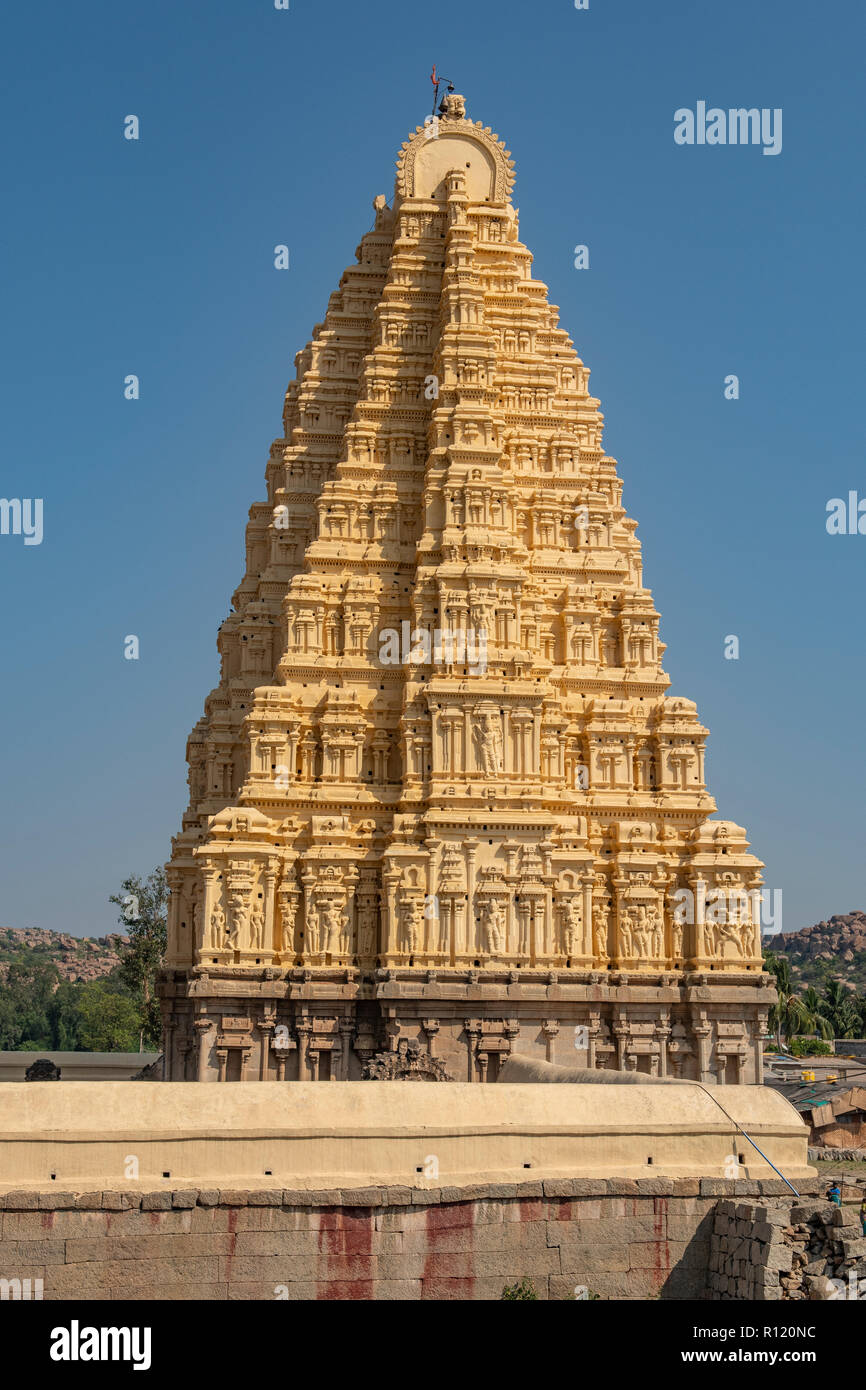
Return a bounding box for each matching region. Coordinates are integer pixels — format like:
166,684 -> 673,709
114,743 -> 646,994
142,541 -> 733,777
163,1022 -> 175,1081
464,840 -> 478,955
194,1018 -> 213,1081
424,838 -> 441,959
464,1019 -> 479,1082
258,1022 -> 274,1081
201,865 -> 219,954
654,1022 -> 670,1078
580,876 -> 594,960
587,1012 -> 601,1071
264,865 -> 278,955
339,1019 -> 354,1080
383,867 -> 401,960
296,1018 -> 311,1081
755,1014 -> 768,1085
693,1022 -> 712,1083
422,1018 -> 440,1057
541,1019 -> 559,1062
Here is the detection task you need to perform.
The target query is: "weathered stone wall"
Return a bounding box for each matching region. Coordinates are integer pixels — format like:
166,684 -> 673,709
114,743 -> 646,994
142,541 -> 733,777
709,1183 -> 866,1300
0,1177 -> 825,1301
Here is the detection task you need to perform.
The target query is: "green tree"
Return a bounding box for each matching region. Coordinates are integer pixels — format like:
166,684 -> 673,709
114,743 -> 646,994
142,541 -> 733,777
818,980 -> 862,1039
46,980 -> 85,1050
110,868 -> 168,1051
801,987 -> 834,1041
0,953 -> 60,1050
76,981 -> 141,1052
764,952 -> 822,1049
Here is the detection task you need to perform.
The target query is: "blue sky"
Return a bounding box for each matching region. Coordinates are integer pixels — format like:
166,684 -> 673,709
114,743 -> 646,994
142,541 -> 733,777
0,0 -> 862,940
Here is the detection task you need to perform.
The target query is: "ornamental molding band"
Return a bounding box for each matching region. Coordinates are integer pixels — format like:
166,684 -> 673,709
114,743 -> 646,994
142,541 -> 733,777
159,93 -> 775,1085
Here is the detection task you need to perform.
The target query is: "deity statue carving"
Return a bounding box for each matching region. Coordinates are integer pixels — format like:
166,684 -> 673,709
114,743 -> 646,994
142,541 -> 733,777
250,901 -> 265,951
559,898 -> 581,956
592,904 -> 609,962
209,901 -> 225,951
474,710 -> 502,776
618,907 -> 634,958
357,905 -> 378,957
227,893 -> 248,950
401,896 -> 425,953
671,914 -> 685,960
305,901 -> 320,956
648,903 -> 664,958
481,899 -> 505,955
320,900 -> 343,955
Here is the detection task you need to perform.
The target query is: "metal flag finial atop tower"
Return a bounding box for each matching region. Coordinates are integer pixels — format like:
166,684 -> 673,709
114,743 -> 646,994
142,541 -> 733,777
429,64 -> 455,118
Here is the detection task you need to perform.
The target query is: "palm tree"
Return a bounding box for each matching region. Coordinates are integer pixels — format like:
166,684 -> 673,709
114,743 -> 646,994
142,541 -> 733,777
819,980 -> 862,1039
801,987 -> 834,1041
764,953 -> 815,1050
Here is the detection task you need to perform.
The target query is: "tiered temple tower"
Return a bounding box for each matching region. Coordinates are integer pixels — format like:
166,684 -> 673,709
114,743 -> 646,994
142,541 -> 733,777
160,93 -> 774,1084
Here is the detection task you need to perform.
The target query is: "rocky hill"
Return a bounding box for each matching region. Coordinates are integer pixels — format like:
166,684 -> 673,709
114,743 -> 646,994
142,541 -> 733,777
0,927 -> 129,984
766,911 -> 866,990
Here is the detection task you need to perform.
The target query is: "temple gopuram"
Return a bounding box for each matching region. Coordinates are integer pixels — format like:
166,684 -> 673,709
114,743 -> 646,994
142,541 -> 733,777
159,92 -> 774,1084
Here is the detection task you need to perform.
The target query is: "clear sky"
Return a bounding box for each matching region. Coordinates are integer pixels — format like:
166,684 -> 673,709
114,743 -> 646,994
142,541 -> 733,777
0,0 -> 862,940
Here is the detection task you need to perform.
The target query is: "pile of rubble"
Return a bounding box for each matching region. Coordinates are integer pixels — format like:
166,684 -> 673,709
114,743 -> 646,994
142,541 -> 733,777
779,1185 -> 866,1299
710,1180 -> 866,1300
809,1146 -> 866,1161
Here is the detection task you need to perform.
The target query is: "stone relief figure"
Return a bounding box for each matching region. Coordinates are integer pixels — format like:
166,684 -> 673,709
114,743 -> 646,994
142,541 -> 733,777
592,905 -> 609,962
469,593 -> 496,640
632,905 -> 651,959
250,901 -> 265,951
305,902 -> 320,956
402,897 -> 425,953
649,904 -> 664,959
618,907 -> 634,958
278,887 -> 299,955
357,905 -> 378,957
715,919 -> 745,956
209,901 -> 226,951
671,915 -> 685,960
739,918 -> 758,957
481,899 -> 505,955
227,893 -> 248,950
559,899 -> 581,956
320,900 -> 342,955
474,711 -> 502,776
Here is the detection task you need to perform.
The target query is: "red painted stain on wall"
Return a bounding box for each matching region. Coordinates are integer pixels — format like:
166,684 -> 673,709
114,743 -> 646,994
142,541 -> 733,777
316,1206 -> 374,1300
422,1202 -> 475,1298
518,1199 -> 545,1223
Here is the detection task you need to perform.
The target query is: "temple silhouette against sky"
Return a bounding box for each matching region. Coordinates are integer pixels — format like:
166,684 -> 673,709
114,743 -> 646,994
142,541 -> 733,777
159,92 -> 773,1085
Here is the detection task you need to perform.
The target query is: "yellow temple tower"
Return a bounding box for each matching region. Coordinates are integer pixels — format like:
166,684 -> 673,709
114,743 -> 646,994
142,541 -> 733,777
160,92 -> 774,1084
